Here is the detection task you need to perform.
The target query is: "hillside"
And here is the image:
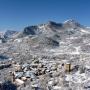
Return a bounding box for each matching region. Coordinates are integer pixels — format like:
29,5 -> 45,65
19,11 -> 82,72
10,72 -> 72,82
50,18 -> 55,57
0,20 -> 90,90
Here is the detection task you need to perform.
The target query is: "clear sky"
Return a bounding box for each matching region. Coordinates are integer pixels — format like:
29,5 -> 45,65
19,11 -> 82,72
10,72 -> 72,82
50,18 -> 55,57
0,0 -> 90,31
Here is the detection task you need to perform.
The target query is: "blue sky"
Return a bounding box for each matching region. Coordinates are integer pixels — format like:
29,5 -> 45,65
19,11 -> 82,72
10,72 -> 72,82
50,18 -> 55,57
0,0 -> 90,31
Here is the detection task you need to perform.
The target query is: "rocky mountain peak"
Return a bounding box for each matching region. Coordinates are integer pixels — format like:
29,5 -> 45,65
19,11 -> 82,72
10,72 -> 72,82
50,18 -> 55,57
47,21 -> 57,25
63,19 -> 83,29
64,19 -> 78,23
47,21 -> 62,27
4,30 -> 18,38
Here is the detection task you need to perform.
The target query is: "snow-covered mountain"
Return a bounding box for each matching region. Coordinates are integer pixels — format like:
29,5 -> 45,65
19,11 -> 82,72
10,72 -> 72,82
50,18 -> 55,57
1,20 -> 90,90
2,19 -> 89,55
18,19 -> 87,37
4,30 -> 18,39
1,19 -> 90,56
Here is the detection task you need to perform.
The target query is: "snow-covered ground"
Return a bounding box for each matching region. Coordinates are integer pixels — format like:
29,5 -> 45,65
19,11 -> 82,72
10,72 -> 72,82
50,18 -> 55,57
48,46 -> 80,55
81,29 -> 90,34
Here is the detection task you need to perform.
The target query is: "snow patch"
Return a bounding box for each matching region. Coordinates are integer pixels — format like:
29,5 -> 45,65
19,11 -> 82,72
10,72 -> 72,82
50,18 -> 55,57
14,39 -> 22,43
65,72 -> 87,83
53,86 -> 61,90
81,29 -> 90,33
71,46 -> 80,54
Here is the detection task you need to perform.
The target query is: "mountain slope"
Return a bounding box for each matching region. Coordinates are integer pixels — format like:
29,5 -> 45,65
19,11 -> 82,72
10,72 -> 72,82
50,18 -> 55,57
4,30 -> 18,39
1,19 -> 90,58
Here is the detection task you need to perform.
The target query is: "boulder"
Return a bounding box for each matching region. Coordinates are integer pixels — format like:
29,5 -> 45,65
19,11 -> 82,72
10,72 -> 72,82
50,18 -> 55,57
36,68 -> 46,76
51,65 -> 57,71
0,64 -> 11,70
15,72 -> 23,78
24,71 -> 37,80
21,77 -> 27,81
38,63 -> 44,68
14,64 -> 22,72
33,60 -> 39,64
31,64 -> 38,68
15,79 -> 24,86
22,63 -> 30,69
48,80 -> 54,86
11,61 -> 16,64
23,67 -> 29,72
53,86 -> 61,90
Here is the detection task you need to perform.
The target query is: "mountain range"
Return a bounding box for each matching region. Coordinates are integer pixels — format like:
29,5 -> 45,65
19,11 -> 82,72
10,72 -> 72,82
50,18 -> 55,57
0,19 -> 90,60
